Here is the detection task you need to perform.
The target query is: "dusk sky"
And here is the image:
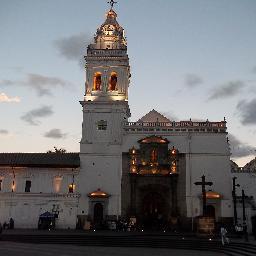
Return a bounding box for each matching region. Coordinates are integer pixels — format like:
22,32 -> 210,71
0,0 -> 256,166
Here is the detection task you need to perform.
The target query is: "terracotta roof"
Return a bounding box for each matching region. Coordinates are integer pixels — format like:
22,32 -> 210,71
0,153 -> 80,168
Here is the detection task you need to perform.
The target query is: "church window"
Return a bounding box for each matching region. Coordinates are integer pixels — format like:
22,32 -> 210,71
97,120 -> 107,130
0,180 -> 2,191
93,72 -> 102,91
108,72 -> 117,91
54,176 -> 62,193
25,180 -> 31,192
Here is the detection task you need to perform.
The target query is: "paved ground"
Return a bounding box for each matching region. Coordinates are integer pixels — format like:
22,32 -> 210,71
0,241 -> 225,256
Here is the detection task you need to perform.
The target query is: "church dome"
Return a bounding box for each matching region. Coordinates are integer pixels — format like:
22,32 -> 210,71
91,8 -> 127,49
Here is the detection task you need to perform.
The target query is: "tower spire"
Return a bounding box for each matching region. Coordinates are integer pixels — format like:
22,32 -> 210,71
107,0 -> 117,9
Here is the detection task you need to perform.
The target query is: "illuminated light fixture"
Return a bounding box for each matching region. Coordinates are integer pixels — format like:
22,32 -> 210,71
171,146 -> 177,155
130,147 -> 136,154
68,184 -> 75,193
152,169 -> 157,174
11,181 -> 15,192
88,188 -> 110,198
205,191 -> 221,199
131,166 -> 137,173
171,166 -> 177,173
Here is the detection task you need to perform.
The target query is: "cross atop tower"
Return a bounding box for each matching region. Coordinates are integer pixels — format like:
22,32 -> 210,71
107,0 -> 117,9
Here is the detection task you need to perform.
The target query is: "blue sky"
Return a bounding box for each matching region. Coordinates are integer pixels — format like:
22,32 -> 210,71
0,0 -> 256,166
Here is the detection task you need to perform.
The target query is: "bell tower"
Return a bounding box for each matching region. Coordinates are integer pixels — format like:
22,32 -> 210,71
78,2 -> 130,221
84,7 -> 130,102
80,4 -> 131,146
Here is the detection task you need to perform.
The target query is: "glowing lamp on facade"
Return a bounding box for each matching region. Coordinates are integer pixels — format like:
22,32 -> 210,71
206,191 -> 221,199
130,147 -> 136,155
131,166 -> 137,173
171,147 -> 177,155
88,189 -> 110,198
152,169 -> 157,174
11,181 -> 15,192
171,166 -> 177,173
68,184 -> 75,193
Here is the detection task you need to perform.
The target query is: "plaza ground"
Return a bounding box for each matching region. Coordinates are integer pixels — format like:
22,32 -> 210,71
0,241 -> 225,256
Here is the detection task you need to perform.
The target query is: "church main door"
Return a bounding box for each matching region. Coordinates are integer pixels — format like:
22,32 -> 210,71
93,203 -> 103,225
142,191 -> 166,230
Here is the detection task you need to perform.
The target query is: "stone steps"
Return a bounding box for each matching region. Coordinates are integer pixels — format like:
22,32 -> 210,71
1,234 -> 256,256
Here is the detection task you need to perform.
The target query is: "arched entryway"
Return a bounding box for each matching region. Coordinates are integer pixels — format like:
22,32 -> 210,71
93,202 -> 103,224
206,205 -> 215,218
142,191 -> 167,230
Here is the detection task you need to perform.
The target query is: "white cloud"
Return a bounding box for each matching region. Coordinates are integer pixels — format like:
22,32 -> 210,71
44,129 -> 67,139
0,73 -> 72,97
184,74 -> 203,88
21,105 -> 53,126
208,80 -> 245,100
54,32 -> 91,68
0,92 -> 20,103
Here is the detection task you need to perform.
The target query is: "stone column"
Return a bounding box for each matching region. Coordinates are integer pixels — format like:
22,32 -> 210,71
171,175 -> 178,216
130,174 -> 137,216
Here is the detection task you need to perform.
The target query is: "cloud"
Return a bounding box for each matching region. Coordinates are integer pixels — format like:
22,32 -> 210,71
24,73 -> 70,96
0,129 -> 9,135
161,111 -> 178,121
21,105 -> 53,125
229,134 -> 255,158
252,66 -> 256,74
0,74 -> 71,97
208,80 -> 245,100
0,92 -> 20,102
237,98 -> 256,125
44,129 -> 67,139
184,74 -> 203,88
54,32 -> 91,68
0,79 -> 16,86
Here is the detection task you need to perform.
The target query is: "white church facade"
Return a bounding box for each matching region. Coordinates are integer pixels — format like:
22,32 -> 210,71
0,5 -> 255,232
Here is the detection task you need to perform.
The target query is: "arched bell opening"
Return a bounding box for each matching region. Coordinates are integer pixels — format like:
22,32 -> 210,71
93,72 -> 102,91
108,72 -> 117,91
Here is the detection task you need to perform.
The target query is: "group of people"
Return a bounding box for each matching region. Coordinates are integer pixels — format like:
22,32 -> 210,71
0,218 -> 14,233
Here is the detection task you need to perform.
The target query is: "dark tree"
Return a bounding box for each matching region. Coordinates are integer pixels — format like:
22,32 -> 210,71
46,146 -> 67,153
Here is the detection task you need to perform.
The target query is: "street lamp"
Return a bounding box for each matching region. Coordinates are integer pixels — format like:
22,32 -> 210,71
232,177 -> 240,226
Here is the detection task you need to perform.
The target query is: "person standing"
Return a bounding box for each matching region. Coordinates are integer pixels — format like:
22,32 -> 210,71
220,226 -> 229,245
9,218 -> 14,229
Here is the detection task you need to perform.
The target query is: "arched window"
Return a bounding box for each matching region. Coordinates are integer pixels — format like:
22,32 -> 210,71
108,72 -> 117,91
93,72 -> 102,91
